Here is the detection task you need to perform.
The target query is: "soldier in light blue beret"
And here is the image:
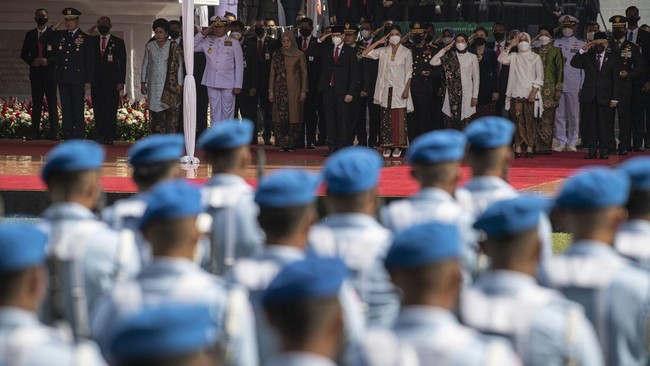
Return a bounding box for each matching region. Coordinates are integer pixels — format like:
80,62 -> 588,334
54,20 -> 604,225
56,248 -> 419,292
39,141 -> 140,338
230,168 -> 365,364
102,134 -> 184,266
355,221 -> 519,366
616,157 -> 650,269
380,129 -> 479,281
0,223 -> 107,366
108,305 -> 220,366
543,168 -> 650,365
463,196 -> 604,366
92,180 -> 259,366
308,147 -> 400,328
198,119 -> 264,276
262,257 -> 349,366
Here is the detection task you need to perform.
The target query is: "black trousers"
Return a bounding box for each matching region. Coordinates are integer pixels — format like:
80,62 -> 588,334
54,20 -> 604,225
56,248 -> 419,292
616,93 -> 633,150
30,74 -> 58,139
258,86 -> 273,141
323,88 -> 354,152
301,90 -> 319,146
317,92 -> 327,144
236,90 -> 259,144
644,92 -> 650,147
581,101 -> 614,152
631,86 -> 646,149
91,83 -> 119,143
353,96 -> 380,146
58,83 -> 86,139
408,91 -> 435,143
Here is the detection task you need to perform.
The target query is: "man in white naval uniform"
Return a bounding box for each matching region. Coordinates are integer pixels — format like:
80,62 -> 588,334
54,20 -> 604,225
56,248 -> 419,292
554,15 -> 585,152
195,16 -> 243,125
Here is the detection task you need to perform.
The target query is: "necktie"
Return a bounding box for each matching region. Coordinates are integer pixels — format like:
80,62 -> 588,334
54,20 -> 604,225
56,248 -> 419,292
628,31 -> 633,42
330,46 -> 340,86
101,36 -> 106,57
37,31 -> 43,58
597,54 -> 602,71
303,38 -> 308,51
69,31 -> 74,38
496,43 -> 502,76
347,0 -> 351,8
258,40 -> 263,58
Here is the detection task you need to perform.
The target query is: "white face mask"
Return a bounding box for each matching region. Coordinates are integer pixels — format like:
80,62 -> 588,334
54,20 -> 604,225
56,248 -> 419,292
539,36 -> 551,46
586,31 -> 595,41
442,37 -> 452,45
455,42 -> 467,51
230,32 -> 242,40
562,28 -> 574,38
518,41 -> 531,52
332,36 -> 342,46
389,35 -> 401,45
360,30 -> 371,39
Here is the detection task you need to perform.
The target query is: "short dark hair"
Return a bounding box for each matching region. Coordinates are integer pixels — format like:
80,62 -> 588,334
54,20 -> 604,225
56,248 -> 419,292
132,160 -> 177,188
0,269 -> 27,304
389,24 -> 401,33
538,25 -> 554,34
169,20 -> 181,27
264,18 -> 276,24
455,32 -> 469,43
360,19 -> 372,27
299,17 -> 314,27
474,26 -> 487,35
493,21 -> 507,29
626,190 -> 650,218
152,18 -> 170,32
254,17 -> 263,23
35,8 -> 48,15
585,20 -> 599,29
626,6 -> 639,14
265,297 -> 339,345
230,20 -> 245,30
258,205 -> 311,238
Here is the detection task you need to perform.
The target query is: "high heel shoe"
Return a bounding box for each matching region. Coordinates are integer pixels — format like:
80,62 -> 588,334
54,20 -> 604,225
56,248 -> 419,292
514,152 -> 522,158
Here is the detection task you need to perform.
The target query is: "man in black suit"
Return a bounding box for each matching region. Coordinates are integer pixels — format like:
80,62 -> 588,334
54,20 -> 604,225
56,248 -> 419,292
89,17 -> 126,145
21,8 -> 59,140
41,8 -> 95,140
231,21 -> 260,144
283,0 -> 304,26
355,20 -> 381,147
487,22 -> 509,118
329,0 -> 364,26
252,18 -> 280,145
609,15 -> 645,155
571,32 -> 621,159
625,6 -> 650,150
318,25 -> 361,157
297,17 -> 323,149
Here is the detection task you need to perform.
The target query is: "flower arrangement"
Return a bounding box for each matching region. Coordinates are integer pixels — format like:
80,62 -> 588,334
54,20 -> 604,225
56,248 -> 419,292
0,96 -> 150,142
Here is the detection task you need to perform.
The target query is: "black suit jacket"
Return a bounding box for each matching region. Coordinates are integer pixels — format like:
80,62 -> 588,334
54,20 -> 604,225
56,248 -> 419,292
252,36 -> 280,88
472,47 -> 499,105
330,0 -> 365,23
21,28 -> 57,80
488,40 -> 511,97
611,39 -> 645,91
297,35 -> 322,92
240,38 -> 259,91
357,39 -> 380,95
571,49 -> 621,106
317,43 -> 361,96
636,29 -> 650,83
92,34 -> 126,86
41,27 -> 95,85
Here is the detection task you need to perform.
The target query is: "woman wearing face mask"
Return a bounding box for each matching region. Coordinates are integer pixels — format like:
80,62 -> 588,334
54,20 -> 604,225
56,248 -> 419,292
435,27 -> 455,48
470,27 -> 498,118
498,32 -> 544,158
430,33 -> 480,130
268,31 -> 308,152
363,25 -> 414,158
533,25 -> 563,154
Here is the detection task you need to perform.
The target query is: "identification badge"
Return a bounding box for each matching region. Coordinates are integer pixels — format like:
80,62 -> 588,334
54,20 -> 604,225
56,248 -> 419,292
243,60 -> 247,68
309,56 -> 314,61
265,53 -> 270,60
47,45 -> 52,51
208,48 -> 212,54
224,40 -> 232,46
107,54 -> 113,62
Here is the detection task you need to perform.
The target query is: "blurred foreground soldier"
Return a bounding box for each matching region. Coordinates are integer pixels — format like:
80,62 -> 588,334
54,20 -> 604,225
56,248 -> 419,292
92,180 -> 258,366
463,196 -> 604,366
102,134 -> 184,265
309,147 -> 400,327
544,169 -> 650,365
108,305 -> 220,366
39,141 -> 140,336
231,169 -> 365,364
462,117 -> 553,260
357,222 -> 519,366
41,7 -> 94,140
262,257 -> 350,366
616,157 -> 650,269
381,130 -> 477,278
0,224 -> 106,366
198,120 -> 264,275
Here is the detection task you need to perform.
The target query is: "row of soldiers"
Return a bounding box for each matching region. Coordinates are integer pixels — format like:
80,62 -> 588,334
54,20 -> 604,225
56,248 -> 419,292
3,115 -> 650,365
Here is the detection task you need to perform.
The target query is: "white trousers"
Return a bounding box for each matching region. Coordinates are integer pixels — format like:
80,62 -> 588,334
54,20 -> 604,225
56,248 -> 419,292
555,91 -> 580,146
208,87 -> 235,125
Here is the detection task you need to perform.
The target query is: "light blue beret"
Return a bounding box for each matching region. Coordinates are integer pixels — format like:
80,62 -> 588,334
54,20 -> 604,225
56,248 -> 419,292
473,195 -> 552,236
619,157 -> 650,191
255,169 -> 321,207
556,168 -> 630,209
129,134 -> 184,165
384,221 -> 461,269
464,117 -> 515,149
198,119 -> 254,150
324,147 -> 382,195
407,129 -> 467,164
41,140 -> 104,180
0,223 -> 47,273
139,180 -> 202,228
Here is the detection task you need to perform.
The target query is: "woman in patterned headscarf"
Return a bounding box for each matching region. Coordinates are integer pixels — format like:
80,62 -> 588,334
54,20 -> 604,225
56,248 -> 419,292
533,25 -> 563,154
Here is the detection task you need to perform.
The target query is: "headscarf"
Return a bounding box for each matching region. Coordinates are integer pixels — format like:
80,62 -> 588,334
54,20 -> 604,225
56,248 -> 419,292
281,31 -> 302,59
443,27 -> 455,38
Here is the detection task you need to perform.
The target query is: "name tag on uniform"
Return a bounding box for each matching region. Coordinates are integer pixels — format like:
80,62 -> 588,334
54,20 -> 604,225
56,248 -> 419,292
570,48 -> 578,53
225,41 -> 232,46
47,45 -> 52,51
309,56 -> 314,61
265,53 -> 270,60
107,54 -> 113,62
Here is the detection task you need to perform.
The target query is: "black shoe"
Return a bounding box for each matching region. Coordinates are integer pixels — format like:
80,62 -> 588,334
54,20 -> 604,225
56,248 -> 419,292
264,139 -> 272,146
307,143 -> 315,149
584,149 -> 597,159
633,147 -> 644,152
287,148 -> 296,152
599,150 -> 609,159
514,152 -> 522,158
525,152 -> 534,158
618,148 -> 629,156
323,151 -> 332,157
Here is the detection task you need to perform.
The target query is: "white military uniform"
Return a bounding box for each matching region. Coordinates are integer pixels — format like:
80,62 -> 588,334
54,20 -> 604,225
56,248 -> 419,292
554,35 -> 585,149
101,193 -> 152,266
195,32 -> 244,124
615,220 -> 650,270
0,307 -> 107,366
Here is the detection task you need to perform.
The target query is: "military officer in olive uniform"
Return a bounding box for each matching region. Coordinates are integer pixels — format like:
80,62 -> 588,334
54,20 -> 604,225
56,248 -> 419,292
41,8 -> 95,140
609,15 -> 646,155
407,21 -> 439,142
